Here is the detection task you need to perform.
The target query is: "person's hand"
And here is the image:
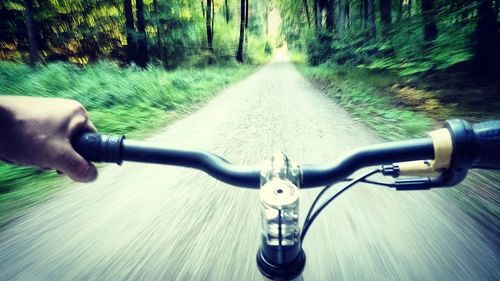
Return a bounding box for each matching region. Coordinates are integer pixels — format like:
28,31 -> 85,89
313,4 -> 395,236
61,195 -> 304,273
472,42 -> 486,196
0,96 -> 97,182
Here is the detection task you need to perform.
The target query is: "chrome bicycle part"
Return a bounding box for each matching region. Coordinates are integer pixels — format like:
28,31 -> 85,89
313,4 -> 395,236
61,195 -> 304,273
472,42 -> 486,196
257,152 -> 305,281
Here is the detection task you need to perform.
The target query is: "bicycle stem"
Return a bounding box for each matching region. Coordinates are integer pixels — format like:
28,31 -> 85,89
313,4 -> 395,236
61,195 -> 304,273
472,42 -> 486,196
257,151 -> 306,281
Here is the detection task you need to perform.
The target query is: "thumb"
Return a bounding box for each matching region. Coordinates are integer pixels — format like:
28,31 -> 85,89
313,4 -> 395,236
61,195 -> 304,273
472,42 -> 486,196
55,144 -> 98,182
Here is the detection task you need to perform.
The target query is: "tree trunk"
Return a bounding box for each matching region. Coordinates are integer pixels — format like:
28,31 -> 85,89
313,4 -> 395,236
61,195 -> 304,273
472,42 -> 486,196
153,0 -> 166,66
367,0 -> 376,39
153,0 -> 160,60
345,0 -> 350,27
136,0 -> 148,67
201,1 -> 205,18
23,0 -> 39,66
379,0 -> 391,37
474,0 -> 496,73
360,0 -> 364,27
363,0 -> 368,27
124,0 -> 136,64
245,0 -> 249,29
303,0 -> 311,27
244,0 -> 249,53
206,0 -> 214,64
326,0 -> 335,32
313,0 -> 319,30
407,0 -> 412,16
211,0 -> 215,35
236,0 -> 245,62
336,0 -> 349,33
338,0 -> 345,34
225,0 -> 230,23
422,0 -> 437,41
398,0 -> 403,21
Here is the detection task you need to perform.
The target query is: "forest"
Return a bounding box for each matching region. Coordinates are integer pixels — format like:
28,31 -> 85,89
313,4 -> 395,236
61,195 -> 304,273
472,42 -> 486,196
1,0 -> 498,75
0,0 -> 272,67
277,0 -> 499,76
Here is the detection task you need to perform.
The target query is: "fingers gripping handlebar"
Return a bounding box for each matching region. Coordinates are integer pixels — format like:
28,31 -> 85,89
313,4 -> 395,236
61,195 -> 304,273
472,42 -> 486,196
72,119 -> 500,188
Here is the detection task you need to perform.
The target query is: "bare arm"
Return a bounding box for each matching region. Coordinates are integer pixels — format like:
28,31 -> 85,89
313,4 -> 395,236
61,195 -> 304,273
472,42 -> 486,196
0,96 -> 97,182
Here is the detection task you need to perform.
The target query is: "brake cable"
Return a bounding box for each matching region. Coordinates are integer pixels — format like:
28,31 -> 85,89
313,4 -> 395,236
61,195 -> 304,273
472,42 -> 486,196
361,178 -> 397,188
300,169 -> 381,242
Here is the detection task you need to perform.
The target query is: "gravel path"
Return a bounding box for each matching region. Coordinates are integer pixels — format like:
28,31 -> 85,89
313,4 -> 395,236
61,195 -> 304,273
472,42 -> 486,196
0,51 -> 498,281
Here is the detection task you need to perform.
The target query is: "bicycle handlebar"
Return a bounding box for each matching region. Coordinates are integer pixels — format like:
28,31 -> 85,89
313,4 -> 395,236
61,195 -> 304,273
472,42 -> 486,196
471,121 -> 500,169
73,133 -> 434,188
72,119 -> 500,189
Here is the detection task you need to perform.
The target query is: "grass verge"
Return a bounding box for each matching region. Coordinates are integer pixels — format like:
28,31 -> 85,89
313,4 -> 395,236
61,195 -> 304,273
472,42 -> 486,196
291,52 -> 500,237
0,60 -> 260,226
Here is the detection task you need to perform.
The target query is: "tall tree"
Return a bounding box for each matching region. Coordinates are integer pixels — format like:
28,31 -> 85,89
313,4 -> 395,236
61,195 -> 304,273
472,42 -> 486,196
236,0 -> 245,62
136,0 -> 148,67
23,0 -> 39,66
124,0 -> 136,64
367,0 -> 376,39
338,0 -> 349,34
380,0 -> 391,37
474,0 -> 497,73
225,0 -> 230,24
398,0 -> 403,21
313,0 -> 319,30
153,0 -> 165,65
244,0 -> 249,53
326,0 -> 335,32
206,0 -> 214,64
422,0 -> 437,41
303,0 -> 311,27
245,0 -> 249,28
363,0 -> 368,27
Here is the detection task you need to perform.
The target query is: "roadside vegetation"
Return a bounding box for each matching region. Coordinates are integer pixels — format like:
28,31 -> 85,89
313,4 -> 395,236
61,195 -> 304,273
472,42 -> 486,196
276,0 -> 499,236
292,54 -> 499,237
0,61 -> 260,226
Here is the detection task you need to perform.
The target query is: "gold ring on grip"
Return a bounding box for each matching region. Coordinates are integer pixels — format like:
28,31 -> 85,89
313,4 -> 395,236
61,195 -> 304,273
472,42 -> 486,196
398,128 -> 453,177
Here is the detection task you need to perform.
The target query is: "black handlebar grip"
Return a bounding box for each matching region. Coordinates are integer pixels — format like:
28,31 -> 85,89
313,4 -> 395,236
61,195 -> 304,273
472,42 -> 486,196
472,121 -> 500,169
72,133 -> 125,164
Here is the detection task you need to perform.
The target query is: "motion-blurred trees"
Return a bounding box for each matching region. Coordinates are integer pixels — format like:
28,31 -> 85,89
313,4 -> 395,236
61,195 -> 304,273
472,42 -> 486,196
277,0 -> 499,76
22,0 -> 38,65
124,0 -> 136,64
0,0 -> 268,68
421,0 -> 437,41
206,0 -> 215,64
475,0 -> 497,73
236,0 -> 246,62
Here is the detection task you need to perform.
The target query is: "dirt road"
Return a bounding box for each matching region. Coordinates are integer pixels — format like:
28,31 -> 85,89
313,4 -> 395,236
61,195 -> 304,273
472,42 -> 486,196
0,52 -> 498,280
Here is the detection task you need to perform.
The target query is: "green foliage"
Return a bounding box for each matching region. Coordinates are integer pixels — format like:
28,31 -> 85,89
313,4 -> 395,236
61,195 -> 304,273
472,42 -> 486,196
0,0 -> 269,67
277,0 -> 497,77
304,30 -> 332,66
0,60 -> 256,225
264,41 -> 273,54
